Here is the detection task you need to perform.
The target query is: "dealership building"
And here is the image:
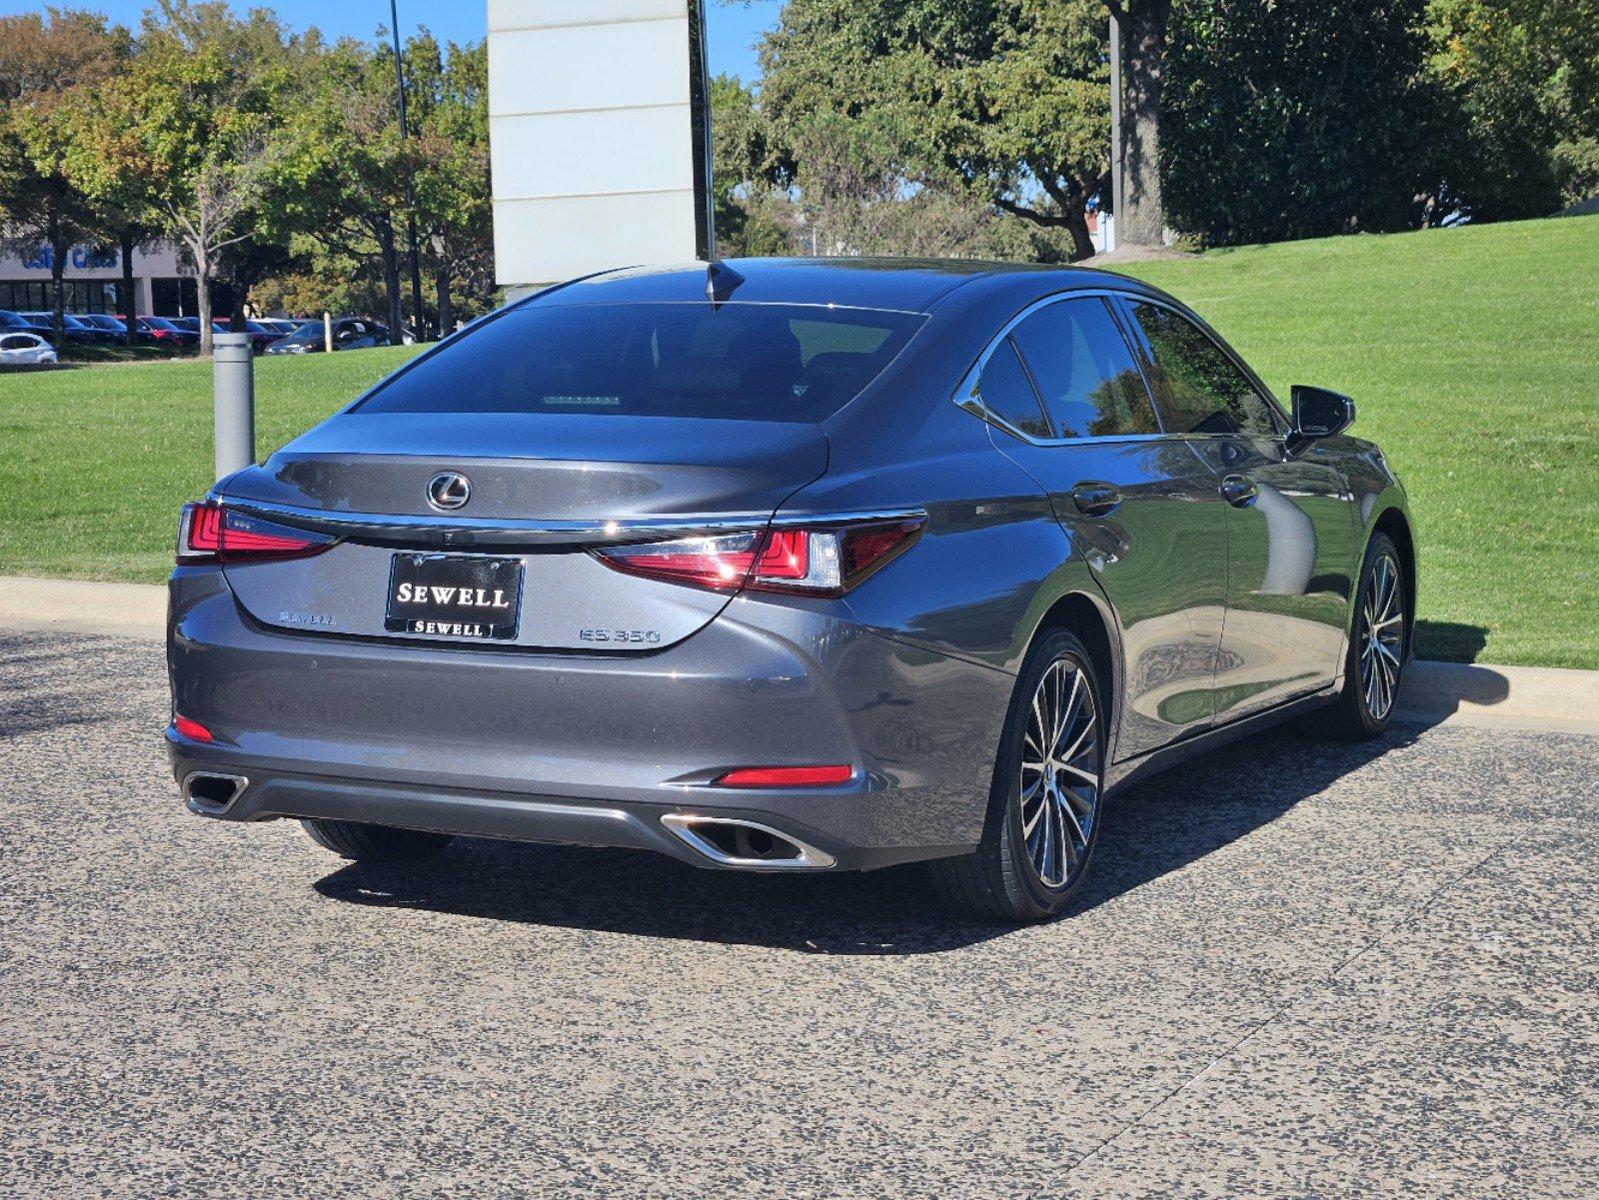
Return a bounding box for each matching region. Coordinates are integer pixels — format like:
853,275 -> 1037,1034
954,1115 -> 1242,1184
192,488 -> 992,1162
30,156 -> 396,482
0,241 -> 208,317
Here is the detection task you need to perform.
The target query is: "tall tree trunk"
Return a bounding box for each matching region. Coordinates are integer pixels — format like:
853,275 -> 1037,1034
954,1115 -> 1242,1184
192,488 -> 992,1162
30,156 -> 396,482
197,259 -> 214,358
119,228 -> 137,347
47,203 -> 68,349
1064,206 -> 1096,261
434,251 -> 453,336
1119,0 -> 1171,247
378,218 -> 403,346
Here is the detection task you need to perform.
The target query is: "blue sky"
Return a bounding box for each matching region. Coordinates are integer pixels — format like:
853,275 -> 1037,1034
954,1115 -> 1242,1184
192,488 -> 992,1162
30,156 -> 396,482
0,1 -> 783,81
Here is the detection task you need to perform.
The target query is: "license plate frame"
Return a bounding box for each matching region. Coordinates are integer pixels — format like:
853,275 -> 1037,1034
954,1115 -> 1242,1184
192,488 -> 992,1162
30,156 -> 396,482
384,553 -> 523,641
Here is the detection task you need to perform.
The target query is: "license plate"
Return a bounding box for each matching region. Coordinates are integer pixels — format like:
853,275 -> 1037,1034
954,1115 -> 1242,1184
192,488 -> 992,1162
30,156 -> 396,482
385,554 -> 523,641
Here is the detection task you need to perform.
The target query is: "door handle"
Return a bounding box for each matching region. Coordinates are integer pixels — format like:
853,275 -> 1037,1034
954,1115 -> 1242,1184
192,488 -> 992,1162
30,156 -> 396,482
1070,480 -> 1122,517
1220,474 -> 1259,508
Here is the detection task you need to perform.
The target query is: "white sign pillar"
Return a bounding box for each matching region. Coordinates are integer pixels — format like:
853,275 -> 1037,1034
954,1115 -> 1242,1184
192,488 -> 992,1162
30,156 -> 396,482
487,0 -> 714,293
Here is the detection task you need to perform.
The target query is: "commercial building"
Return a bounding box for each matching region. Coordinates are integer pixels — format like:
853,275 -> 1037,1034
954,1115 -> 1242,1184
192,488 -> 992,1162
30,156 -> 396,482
0,241 -> 213,316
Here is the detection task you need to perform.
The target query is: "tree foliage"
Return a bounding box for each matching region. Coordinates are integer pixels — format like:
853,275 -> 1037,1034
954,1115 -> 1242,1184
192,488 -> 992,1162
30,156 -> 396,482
754,0 -> 1110,259
1424,0 -> 1599,219
0,8 -> 128,343
1162,0 -> 1442,244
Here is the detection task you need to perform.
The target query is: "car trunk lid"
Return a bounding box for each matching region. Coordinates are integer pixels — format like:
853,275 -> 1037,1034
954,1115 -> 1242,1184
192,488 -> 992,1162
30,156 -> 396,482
214,412 -> 829,651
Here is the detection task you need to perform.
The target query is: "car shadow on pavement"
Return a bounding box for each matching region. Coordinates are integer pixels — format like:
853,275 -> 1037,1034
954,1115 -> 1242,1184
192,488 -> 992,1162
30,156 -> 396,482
313,721 -> 1421,955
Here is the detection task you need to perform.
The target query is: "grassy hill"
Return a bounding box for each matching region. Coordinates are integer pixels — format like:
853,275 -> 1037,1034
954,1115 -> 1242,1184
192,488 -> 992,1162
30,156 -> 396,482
0,215 -> 1594,666
1116,216 -> 1597,669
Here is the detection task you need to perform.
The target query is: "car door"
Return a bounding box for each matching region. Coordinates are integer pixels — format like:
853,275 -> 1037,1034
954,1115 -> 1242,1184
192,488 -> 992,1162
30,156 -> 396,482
971,294 -> 1230,759
1120,299 -> 1356,720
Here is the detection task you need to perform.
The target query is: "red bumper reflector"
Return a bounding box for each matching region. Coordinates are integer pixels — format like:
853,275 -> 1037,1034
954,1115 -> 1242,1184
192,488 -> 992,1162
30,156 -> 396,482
172,715 -> 213,743
715,764 -> 852,788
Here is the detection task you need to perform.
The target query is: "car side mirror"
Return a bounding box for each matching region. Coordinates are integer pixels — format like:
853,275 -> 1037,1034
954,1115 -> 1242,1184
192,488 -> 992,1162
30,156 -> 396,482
1290,385 -> 1356,447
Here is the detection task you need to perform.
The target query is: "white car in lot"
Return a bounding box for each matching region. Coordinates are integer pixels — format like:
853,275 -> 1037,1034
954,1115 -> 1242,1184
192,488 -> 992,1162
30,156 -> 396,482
0,331 -> 57,365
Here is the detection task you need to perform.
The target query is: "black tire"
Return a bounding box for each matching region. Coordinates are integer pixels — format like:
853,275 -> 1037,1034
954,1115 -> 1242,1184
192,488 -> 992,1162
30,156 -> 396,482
929,629 -> 1106,923
300,818 -> 454,862
1326,532 -> 1408,740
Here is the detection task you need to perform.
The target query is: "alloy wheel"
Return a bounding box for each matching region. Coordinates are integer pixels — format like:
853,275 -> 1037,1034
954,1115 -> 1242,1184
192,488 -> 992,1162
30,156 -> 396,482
1019,657 -> 1101,889
1359,553 -> 1405,721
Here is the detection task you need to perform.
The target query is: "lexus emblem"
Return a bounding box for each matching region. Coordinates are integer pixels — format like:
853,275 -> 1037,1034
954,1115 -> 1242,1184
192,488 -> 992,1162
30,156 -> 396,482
426,471 -> 472,512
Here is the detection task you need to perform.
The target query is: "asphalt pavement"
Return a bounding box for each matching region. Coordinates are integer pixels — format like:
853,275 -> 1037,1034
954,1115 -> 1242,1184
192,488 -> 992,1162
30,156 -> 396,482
1,629 -> 1596,1198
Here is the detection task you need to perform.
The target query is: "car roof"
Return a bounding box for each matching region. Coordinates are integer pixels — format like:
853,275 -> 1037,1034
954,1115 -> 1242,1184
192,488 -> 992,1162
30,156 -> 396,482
535,256 -> 1169,316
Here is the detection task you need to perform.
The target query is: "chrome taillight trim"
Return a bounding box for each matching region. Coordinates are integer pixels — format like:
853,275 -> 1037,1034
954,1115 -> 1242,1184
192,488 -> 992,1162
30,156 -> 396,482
207,496 -> 926,549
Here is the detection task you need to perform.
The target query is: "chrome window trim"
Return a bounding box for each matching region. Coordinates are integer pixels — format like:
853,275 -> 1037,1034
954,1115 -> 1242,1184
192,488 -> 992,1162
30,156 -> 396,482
951,288 -> 1172,448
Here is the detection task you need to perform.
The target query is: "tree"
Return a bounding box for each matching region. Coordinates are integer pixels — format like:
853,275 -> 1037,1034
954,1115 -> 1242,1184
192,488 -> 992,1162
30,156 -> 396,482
56,54 -> 162,345
1162,0 -> 1442,245
83,3 -> 301,355
758,0 -> 1110,260
1424,0 -> 1599,219
1108,0 -> 1171,246
275,38 -> 421,343
405,32 -> 494,334
0,9 -> 126,347
709,73 -> 790,257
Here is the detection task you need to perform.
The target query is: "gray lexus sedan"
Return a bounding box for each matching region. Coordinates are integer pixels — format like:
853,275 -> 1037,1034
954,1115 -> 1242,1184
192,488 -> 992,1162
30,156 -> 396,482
167,259 -> 1413,922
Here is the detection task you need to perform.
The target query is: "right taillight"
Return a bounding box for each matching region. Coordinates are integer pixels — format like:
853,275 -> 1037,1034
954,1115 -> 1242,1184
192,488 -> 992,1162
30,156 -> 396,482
177,501 -> 334,564
594,516 -> 924,597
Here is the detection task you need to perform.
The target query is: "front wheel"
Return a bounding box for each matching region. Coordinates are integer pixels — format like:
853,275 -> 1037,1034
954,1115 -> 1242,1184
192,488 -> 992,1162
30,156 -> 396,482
930,629 -> 1106,923
1328,532 -> 1408,739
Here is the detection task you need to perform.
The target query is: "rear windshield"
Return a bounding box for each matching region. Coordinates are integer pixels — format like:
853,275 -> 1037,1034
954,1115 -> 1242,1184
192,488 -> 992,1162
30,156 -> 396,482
356,302 -> 927,422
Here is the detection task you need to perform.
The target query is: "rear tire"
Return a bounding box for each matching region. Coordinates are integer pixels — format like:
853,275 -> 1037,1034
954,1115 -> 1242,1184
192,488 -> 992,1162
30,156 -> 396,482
930,629 -> 1106,923
1326,532 -> 1408,739
301,819 -> 454,863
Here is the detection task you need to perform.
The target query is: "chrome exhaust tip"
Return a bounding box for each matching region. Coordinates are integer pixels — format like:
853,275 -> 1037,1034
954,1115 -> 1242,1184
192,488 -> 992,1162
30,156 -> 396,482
660,813 -> 836,870
182,771 -> 249,816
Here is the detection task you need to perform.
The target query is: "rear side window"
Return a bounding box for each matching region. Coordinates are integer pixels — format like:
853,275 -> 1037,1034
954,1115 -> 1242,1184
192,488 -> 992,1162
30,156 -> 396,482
358,302 -> 926,423
974,338 -> 1052,439
1010,298 -> 1160,438
1126,302 -> 1282,437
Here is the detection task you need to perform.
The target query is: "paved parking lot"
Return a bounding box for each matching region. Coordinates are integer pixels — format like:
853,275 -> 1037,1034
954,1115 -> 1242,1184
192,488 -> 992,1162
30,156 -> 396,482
2,630 -> 1596,1198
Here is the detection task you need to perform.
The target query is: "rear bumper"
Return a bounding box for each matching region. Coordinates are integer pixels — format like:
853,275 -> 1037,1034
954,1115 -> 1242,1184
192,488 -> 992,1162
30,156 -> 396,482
167,569 -> 1013,869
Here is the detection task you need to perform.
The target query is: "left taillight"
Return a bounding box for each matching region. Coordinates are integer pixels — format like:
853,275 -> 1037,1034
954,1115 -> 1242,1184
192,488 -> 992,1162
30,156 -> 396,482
176,501 -> 334,564
594,516 -> 924,597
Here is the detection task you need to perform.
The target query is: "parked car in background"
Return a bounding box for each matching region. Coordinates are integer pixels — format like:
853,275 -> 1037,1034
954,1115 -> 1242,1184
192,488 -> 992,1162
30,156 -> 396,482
0,331 -> 58,365
77,314 -> 135,340
263,316 -> 388,354
169,317 -> 227,337
254,318 -> 302,338
214,317 -> 280,354
21,312 -> 118,346
0,309 -> 48,336
136,316 -> 198,347
166,258 -> 1415,924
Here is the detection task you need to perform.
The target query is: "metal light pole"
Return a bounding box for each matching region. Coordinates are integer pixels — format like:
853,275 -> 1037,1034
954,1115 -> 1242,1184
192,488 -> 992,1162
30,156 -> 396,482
390,0 -> 428,342
1109,13 -> 1124,253
687,0 -> 716,261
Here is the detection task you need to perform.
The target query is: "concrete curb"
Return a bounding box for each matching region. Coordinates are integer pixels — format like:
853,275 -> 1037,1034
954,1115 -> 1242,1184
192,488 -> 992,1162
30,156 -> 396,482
0,575 -> 166,640
1393,660 -> 1599,737
1,575 -> 1594,737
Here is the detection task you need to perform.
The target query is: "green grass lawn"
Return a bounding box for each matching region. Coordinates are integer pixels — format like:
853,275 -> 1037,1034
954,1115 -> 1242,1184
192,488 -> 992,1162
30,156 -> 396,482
1115,216 -> 1598,669
1,215 -> 1595,666
0,347 -> 421,583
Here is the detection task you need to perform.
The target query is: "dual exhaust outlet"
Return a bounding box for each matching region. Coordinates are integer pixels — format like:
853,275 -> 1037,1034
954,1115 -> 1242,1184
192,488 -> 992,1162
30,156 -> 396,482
659,813 -> 836,870
181,771 -> 249,815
